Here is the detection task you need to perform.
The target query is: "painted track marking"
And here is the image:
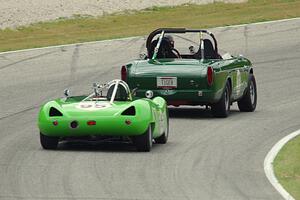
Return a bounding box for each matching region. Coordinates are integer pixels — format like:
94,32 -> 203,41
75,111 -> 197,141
264,129 -> 300,200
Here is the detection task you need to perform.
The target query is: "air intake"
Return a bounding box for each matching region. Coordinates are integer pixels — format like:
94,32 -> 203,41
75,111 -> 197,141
121,106 -> 136,116
49,107 -> 63,117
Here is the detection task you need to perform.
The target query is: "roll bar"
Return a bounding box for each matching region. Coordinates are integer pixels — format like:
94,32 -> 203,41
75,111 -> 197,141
82,79 -> 132,104
146,28 -> 218,58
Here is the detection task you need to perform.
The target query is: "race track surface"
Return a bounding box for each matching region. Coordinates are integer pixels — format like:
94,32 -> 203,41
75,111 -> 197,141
0,19 -> 300,200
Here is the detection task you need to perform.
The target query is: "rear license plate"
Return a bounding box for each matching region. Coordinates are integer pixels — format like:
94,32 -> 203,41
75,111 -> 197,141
157,77 -> 177,89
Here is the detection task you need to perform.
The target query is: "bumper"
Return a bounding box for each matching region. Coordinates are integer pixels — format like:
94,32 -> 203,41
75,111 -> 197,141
38,116 -> 149,137
136,89 -> 222,105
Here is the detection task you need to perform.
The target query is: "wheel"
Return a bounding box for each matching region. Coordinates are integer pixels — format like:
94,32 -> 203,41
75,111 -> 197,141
238,74 -> 257,112
154,110 -> 169,144
133,126 -> 153,152
40,132 -> 59,150
211,81 -> 231,118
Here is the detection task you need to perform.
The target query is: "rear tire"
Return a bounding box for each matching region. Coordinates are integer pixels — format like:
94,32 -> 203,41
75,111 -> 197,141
40,133 -> 59,150
134,126 -> 152,152
211,81 -> 231,118
238,74 -> 257,112
155,110 -> 169,144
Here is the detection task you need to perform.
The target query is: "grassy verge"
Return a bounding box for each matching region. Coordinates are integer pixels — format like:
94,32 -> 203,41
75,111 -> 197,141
0,0 -> 300,52
274,135 -> 300,199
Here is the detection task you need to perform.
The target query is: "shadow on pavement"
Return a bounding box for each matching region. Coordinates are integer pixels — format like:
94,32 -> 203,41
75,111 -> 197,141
168,106 -> 244,119
168,106 -> 213,119
56,140 -> 137,152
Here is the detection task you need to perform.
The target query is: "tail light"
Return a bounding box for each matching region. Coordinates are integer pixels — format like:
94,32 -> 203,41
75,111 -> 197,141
87,120 -> 96,126
207,66 -> 214,86
53,120 -> 58,126
121,66 -> 127,81
125,119 -> 132,125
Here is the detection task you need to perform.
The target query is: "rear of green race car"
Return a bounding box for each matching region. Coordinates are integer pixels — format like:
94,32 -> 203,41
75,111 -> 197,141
123,57 -> 255,118
123,59 -> 231,106
38,96 -> 168,151
39,100 -> 149,137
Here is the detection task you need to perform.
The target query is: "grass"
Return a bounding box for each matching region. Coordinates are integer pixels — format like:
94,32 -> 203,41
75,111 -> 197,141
274,135 -> 300,199
0,0 -> 300,52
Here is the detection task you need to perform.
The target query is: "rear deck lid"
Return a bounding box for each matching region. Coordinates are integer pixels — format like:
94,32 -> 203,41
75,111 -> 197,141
131,59 -> 211,89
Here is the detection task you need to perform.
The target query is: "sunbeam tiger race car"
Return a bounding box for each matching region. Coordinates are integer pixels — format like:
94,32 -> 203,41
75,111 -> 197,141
122,28 -> 257,118
38,80 -> 169,152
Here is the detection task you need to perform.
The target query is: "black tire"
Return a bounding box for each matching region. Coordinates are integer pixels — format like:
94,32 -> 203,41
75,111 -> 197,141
238,74 -> 257,112
154,110 -> 169,144
211,81 -> 231,118
40,133 -> 59,150
134,126 -> 153,152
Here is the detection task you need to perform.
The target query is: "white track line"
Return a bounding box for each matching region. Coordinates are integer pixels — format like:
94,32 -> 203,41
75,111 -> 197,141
0,17 -> 300,56
264,129 -> 300,200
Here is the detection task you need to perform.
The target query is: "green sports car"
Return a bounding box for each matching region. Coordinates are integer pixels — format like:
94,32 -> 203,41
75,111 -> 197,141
122,28 -> 257,117
38,80 -> 169,152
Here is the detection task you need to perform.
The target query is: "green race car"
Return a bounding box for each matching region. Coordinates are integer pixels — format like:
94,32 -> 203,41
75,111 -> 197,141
122,28 -> 257,117
38,80 -> 169,152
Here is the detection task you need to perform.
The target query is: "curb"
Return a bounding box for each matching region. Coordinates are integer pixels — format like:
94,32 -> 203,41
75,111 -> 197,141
264,129 -> 300,200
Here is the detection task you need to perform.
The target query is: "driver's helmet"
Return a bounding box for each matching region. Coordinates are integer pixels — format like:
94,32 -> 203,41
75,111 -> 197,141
163,35 -> 174,48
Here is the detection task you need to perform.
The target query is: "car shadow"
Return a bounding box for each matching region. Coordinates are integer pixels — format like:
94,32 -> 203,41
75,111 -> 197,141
56,140 -> 138,153
55,139 -> 168,153
168,106 -> 244,119
168,106 -> 213,119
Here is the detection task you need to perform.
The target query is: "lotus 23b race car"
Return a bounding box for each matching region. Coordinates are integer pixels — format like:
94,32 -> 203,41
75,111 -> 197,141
122,28 -> 257,117
38,80 -> 169,152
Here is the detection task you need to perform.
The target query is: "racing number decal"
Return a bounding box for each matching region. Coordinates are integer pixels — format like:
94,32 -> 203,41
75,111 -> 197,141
80,104 -> 93,108
76,102 -> 112,111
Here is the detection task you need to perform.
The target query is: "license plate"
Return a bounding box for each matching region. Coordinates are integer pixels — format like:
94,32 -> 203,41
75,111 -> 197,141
157,77 -> 177,89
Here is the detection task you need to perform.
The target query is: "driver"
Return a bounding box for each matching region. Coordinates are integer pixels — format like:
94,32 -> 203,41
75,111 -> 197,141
164,35 -> 175,48
162,35 -> 181,58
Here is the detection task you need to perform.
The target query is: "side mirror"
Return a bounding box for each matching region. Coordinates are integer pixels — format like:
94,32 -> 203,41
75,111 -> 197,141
131,88 -> 138,96
139,53 -> 147,60
93,82 -> 100,95
189,46 -> 195,54
64,89 -> 70,97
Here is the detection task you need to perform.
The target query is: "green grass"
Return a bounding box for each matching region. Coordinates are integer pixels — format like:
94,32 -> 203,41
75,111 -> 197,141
0,0 -> 300,52
274,135 -> 300,199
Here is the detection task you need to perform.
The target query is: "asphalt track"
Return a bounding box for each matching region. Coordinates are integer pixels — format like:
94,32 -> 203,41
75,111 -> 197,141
0,19 -> 300,200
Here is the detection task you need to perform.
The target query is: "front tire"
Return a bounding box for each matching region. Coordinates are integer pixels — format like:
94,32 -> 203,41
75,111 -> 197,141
211,81 -> 231,118
238,74 -> 257,112
40,133 -> 59,150
133,126 -> 153,152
